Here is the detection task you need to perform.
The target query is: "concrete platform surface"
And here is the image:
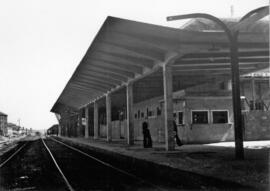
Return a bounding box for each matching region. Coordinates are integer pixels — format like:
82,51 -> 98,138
55,136 -> 269,190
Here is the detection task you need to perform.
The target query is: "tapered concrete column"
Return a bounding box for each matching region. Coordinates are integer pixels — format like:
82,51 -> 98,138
65,122 -> 68,137
106,94 -> 112,142
72,118 -> 76,137
68,120 -> 71,137
71,118 -> 74,137
61,126 -> 63,136
58,124 -> 61,136
77,111 -> 82,137
251,77 -> 256,109
163,64 -> 175,151
62,123 -> 65,136
94,101 -> 99,139
85,106 -> 89,138
69,119 -> 72,137
66,122 -> 69,137
126,82 -> 134,145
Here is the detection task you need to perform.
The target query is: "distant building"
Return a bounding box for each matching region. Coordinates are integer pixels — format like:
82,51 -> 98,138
7,122 -> 21,137
47,124 -> 59,135
0,111 -> 8,136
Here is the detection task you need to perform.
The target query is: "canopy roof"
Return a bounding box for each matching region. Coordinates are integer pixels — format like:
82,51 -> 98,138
51,16 -> 269,114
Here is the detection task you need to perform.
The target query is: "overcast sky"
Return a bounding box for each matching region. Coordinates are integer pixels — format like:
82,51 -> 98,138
0,0 -> 268,130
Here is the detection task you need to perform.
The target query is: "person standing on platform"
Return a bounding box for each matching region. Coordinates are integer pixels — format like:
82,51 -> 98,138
173,119 -> 183,146
142,121 -> 152,148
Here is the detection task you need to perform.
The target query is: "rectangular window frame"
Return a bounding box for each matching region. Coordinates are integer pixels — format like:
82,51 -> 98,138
211,110 -> 229,124
191,110 -> 209,124
176,111 -> 184,125
147,109 -> 156,118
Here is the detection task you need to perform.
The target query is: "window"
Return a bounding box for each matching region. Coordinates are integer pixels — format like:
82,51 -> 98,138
212,111 -> 228,124
134,114 -> 137,119
147,110 -> 154,117
192,111 -> 208,124
137,110 -> 140,119
178,112 -> 183,125
141,112 -> 144,118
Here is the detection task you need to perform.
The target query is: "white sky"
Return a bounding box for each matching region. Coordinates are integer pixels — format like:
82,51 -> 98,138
0,0 -> 268,130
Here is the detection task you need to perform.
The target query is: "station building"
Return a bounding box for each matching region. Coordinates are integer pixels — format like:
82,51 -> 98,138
51,7 -> 269,159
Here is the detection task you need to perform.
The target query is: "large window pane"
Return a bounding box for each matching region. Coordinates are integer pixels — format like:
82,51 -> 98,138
192,111 -> 208,124
212,111 -> 228,124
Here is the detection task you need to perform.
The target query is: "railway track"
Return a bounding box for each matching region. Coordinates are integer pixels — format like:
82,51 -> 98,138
0,137 -> 248,190
0,137 -> 174,190
0,138 -> 68,190
43,137 -> 168,191
0,142 -> 28,168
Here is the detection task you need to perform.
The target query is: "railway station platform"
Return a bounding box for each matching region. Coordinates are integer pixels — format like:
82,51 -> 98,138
54,136 -> 269,190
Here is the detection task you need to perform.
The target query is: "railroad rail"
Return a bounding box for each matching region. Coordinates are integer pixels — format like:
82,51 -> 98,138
0,142 -> 28,168
41,138 -> 75,191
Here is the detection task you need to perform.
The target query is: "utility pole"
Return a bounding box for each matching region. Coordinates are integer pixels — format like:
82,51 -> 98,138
230,5 -> 234,17
17,118 -> 20,127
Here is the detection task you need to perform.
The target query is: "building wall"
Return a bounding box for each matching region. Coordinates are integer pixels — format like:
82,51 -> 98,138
131,95 -> 235,144
106,77 -> 269,144
177,97 -> 234,144
99,120 -> 127,139
0,115 -> 8,136
244,111 -> 270,140
133,96 -> 164,142
130,76 -> 236,143
112,120 -> 127,139
131,78 -> 269,144
99,124 -> 106,138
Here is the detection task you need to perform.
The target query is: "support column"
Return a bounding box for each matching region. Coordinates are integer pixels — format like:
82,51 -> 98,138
69,118 -> 72,137
163,64 -> 175,151
68,120 -> 71,137
251,76 -> 256,110
73,117 -> 76,137
66,121 -> 69,137
230,34 -> 244,159
106,93 -> 112,142
71,117 -> 75,137
58,124 -> 61,136
94,101 -> 99,139
62,123 -> 65,136
126,82 -> 134,145
77,111 -> 82,137
85,106 -> 89,138
65,121 -> 68,137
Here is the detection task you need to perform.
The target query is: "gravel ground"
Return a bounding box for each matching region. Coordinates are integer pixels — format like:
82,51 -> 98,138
0,138 -> 65,191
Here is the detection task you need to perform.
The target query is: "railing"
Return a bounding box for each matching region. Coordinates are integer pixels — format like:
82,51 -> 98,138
242,97 -> 269,111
